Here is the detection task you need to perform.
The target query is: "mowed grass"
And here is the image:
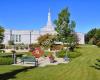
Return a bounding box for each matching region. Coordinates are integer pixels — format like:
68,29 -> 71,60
0,45 -> 100,80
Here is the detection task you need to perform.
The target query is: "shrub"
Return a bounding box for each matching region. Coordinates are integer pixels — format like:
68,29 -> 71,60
0,44 -> 5,49
56,49 -> 81,58
56,50 -> 66,58
0,53 -> 23,58
69,45 -> 75,52
0,54 -> 12,58
96,42 -> 100,47
51,44 -> 64,50
8,40 -> 14,45
11,50 -> 16,53
29,43 -> 40,52
0,53 -> 23,65
0,57 -> 13,65
0,50 -> 5,53
67,51 -> 81,58
44,51 -> 52,57
29,44 -> 40,48
19,52 -> 32,56
29,48 -> 35,52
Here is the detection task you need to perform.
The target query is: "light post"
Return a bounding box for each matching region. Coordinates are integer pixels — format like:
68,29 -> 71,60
12,49 -> 16,64
29,30 -> 33,50
30,31 -> 31,44
12,43 -> 16,64
30,30 -> 33,44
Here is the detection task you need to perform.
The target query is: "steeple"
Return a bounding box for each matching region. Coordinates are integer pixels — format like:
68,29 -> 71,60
47,8 -> 52,26
40,8 -> 57,35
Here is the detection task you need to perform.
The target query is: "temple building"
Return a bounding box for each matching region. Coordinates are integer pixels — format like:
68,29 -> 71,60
3,9 -> 85,45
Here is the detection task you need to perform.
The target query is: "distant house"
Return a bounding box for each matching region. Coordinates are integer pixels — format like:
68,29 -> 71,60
3,9 -> 85,45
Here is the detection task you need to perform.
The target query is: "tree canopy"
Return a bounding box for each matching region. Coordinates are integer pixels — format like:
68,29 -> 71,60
0,26 -> 4,44
85,28 -> 100,47
85,28 -> 97,44
37,34 -> 56,49
54,8 -> 77,46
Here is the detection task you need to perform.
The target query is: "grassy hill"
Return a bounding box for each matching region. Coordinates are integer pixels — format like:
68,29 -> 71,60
0,45 -> 100,80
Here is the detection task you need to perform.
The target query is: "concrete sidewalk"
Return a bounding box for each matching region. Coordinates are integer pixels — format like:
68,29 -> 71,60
13,57 -> 69,67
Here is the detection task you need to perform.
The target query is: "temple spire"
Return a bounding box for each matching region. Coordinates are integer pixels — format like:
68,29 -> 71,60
47,8 -> 52,26
40,8 -> 56,35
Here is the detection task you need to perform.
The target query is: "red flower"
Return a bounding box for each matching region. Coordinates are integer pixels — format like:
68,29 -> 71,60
32,47 -> 44,58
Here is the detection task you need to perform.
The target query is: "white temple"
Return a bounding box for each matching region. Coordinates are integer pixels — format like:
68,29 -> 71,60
3,9 -> 85,45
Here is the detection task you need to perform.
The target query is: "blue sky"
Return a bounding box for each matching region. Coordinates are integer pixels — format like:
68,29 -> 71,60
0,0 -> 100,33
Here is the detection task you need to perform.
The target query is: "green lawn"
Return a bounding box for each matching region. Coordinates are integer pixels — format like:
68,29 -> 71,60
0,45 -> 100,80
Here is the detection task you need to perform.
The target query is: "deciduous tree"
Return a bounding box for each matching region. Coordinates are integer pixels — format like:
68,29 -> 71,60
0,26 -> 4,43
54,8 -> 77,51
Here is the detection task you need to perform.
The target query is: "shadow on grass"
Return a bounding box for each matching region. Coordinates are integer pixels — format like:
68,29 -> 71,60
0,66 -> 35,80
90,59 -> 100,70
90,65 -> 100,70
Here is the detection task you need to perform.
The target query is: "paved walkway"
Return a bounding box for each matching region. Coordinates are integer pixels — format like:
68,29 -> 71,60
13,57 -> 69,67
38,57 -> 69,67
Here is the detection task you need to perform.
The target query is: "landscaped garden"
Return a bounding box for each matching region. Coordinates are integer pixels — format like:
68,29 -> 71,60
0,45 -> 100,80
0,6 -> 100,80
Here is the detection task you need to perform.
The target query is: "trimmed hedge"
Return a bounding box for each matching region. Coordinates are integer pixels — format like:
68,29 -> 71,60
0,53 -> 23,65
0,57 -> 13,65
56,50 -> 66,58
43,51 -> 52,57
67,51 -> 81,58
56,50 -> 81,58
0,53 -> 23,58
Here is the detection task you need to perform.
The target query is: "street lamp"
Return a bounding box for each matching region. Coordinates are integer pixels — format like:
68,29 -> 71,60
12,49 -> 16,64
30,30 -> 33,44
12,40 -> 16,64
